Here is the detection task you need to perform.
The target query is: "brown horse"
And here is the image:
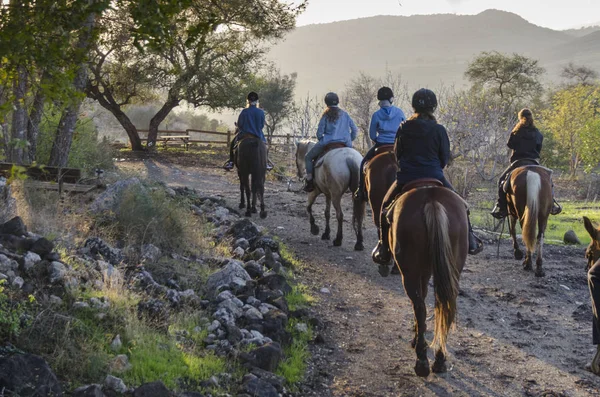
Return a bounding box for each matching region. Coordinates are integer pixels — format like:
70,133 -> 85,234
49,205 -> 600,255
506,166 -> 552,277
387,182 -> 468,377
583,216 -> 600,375
364,145 -> 397,229
236,136 -> 267,218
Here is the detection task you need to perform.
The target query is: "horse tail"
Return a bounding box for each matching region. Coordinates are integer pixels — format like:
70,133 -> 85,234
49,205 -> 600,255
347,156 -> 365,236
424,200 -> 459,354
247,140 -> 266,194
522,170 -> 540,253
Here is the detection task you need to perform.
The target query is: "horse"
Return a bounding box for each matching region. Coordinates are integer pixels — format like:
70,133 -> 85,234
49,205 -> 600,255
236,136 -> 267,218
295,140 -> 366,250
505,166 -> 553,277
583,216 -> 600,375
387,180 -> 468,377
364,145 -> 397,229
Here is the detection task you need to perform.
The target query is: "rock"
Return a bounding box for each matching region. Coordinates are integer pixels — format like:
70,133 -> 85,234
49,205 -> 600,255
90,177 -> 141,214
239,376 -> 279,397
73,384 -> 106,397
0,272 -> 6,281
12,276 -> 24,289
133,381 -> 172,397
0,177 -> 17,224
295,322 -> 309,333
258,274 -> 292,295
90,297 -> 110,310
244,307 -> 264,321
179,392 -> 205,397
244,260 -> 263,279
250,368 -> 286,393
207,320 -> 221,333
49,261 -> 67,284
226,323 -> 243,344
228,219 -> 260,240
235,238 -> 250,251
23,251 -> 41,271
0,216 -> 27,236
320,287 -> 331,294
49,295 -> 63,306
262,310 -> 289,343
110,354 -> 132,373
141,244 -> 161,263
563,230 -> 581,245
165,289 -> 181,307
216,290 -> 235,303
269,296 -> 289,313
217,299 -> 243,319
138,299 -> 170,325
73,301 -> 90,310
233,246 -> 245,258
214,206 -> 230,220
247,296 -> 261,307
0,254 -> 18,274
104,374 -> 128,393
256,286 -> 283,303
248,342 -> 283,372
110,334 -> 122,352
251,236 -> 279,252
30,237 -> 54,258
0,353 -> 63,396
572,302 -> 592,322
251,248 -> 266,261
83,238 -> 123,265
204,260 -> 251,298
165,187 -> 177,197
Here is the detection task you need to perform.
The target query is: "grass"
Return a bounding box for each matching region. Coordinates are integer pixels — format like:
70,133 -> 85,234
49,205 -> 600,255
276,319 -> 313,385
285,284 -> 317,312
470,199 -> 600,245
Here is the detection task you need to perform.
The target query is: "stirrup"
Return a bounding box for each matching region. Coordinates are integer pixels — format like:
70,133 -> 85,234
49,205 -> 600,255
490,203 -> 507,219
469,234 -> 484,255
223,161 -> 234,171
551,200 -> 562,216
303,179 -> 315,193
372,241 -> 391,265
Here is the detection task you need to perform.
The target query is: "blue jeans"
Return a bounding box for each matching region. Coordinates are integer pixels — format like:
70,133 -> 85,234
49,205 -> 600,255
304,141 -> 326,178
589,260 -> 600,344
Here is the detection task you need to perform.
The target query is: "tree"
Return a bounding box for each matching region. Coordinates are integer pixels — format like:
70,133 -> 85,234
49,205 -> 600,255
87,0 -> 306,150
288,94 -> 322,139
465,52 -> 545,106
561,62 -> 599,86
253,70 -> 297,145
344,72 -> 378,150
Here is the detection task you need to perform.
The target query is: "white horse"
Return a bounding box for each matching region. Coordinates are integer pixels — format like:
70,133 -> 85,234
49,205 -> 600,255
295,140 -> 366,250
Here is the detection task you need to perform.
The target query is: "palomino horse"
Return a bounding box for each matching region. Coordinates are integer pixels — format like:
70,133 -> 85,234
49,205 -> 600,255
236,136 -> 267,218
387,180 -> 468,377
505,166 -> 552,277
295,140 -> 366,250
583,216 -> 600,375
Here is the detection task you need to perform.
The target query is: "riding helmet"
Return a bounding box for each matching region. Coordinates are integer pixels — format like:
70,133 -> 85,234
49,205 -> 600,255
324,92 -> 339,106
377,86 -> 394,101
247,92 -> 259,102
412,88 -> 437,112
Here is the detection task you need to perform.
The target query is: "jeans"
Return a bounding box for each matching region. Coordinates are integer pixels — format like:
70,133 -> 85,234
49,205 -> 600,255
589,260 -> 600,344
304,141 -> 326,178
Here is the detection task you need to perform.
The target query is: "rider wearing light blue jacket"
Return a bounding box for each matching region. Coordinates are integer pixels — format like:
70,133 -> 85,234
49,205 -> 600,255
355,87 -> 406,201
303,92 -> 358,192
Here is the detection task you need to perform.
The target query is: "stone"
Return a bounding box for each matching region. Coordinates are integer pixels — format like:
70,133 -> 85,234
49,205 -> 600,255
251,248 -> 266,260
234,238 -> 250,251
217,299 -> 243,319
48,261 -> 67,284
258,274 -> 292,294
110,334 -> 122,352
83,238 -> 123,265
133,381 -> 172,397
11,276 -> 24,289
90,297 -> 110,311
239,377 -> 279,397
0,177 -> 17,224
262,310 -> 289,343
250,367 -> 286,393
247,296 -> 261,307
207,320 -> 221,333
0,254 -> 18,274
244,307 -> 264,321
104,374 -> 128,393
23,251 -> 41,271
165,187 -> 177,197
226,323 -> 243,344
244,260 -> 263,279
250,236 -> 279,252
0,216 -> 27,236
137,299 -> 169,324
295,322 -> 309,333
269,296 -> 289,314
90,177 -> 142,214
110,354 -> 132,373
141,244 -> 161,263
233,246 -> 245,258
228,219 -> 260,240
563,230 -> 581,245
73,301 -> 90,310
73,384 -> 106,397
0,353 -> 63,396
0,272 -> 6,281
30,238 -> 54,258
320,287 -> 331,294
247,342 -> 283,372
49,295 -> 63,306
216,290 -> 235,303
165,289 -> 181,307
214,206 -> 230,220
256,286 -> 283,303
204,260 -> 251,298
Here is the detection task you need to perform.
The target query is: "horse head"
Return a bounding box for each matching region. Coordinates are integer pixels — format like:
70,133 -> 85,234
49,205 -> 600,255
294,140 -> 315,179
584,216 -> 600,270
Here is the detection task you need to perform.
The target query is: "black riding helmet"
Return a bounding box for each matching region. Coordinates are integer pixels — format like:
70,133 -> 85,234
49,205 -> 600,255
324,92 -> 339,106
377,86 -> 394,101
247,92 -> 259,102
412,88 -> 437,112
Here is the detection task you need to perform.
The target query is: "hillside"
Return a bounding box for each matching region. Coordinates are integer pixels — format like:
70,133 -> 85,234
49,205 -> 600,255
268,9 -> 600,98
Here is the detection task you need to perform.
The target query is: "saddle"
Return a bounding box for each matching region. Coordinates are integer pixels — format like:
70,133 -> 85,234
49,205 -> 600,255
401,178 -> 443,194
502,159 -> 552,194
314,142 -> 347,169
234,133 -> 261,166
374,144 -> 394,155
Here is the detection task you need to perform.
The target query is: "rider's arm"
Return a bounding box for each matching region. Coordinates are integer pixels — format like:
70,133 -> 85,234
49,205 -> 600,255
439,126 -> 450,169
316,116 -> 326,141
369,113 -> 378,143
349,115 -> 358,141
394,126 -> 403,161
536,132 -> 543,155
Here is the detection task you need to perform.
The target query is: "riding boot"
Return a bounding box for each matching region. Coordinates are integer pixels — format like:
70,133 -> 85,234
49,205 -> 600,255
303,177 -> 315,193
491,184 -> 508,219
354,171 -> 367,202
551,183 -> 562,215
372,217 -> 392,265
467,210 -> 483,255
266,159 -> 274,171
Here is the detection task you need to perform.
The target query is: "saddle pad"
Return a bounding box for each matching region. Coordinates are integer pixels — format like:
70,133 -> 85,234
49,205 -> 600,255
502,165 -> 553,193
401,178 -> 443,194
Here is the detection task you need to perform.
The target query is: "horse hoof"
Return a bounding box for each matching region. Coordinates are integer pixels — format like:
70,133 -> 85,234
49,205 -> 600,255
390,265 -> 400,275
245,211 -> 252,217
260,211 -> 267,219
432,359 -> 447,373
514,250 -> 523,260
414,359 -> 430,377
310,224 -> 319,235
535,270 -> 545,277
354,242 -> 364,251
522,261 -> 532,271
321,233 -> 330,240
333,238 -> 342,247
378,264 -> 390,277
239,203 -> 245,209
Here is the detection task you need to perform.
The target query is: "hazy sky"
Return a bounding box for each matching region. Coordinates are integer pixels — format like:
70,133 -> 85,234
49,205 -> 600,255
295,0 -> 600,30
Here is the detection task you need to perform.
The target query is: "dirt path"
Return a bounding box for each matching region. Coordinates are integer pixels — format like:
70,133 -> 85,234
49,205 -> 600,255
121,156 -> 600,396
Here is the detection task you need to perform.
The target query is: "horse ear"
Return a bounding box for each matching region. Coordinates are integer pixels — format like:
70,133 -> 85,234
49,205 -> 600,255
583,216 -> 599,240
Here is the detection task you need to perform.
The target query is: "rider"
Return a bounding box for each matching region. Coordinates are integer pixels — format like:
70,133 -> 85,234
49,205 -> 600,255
372,88 -> 484,265
490,108 -> 561,219
223,91 -> 273,171
303,92 -> 358,192
354,86 -> 406,202
587,250 -> 600,376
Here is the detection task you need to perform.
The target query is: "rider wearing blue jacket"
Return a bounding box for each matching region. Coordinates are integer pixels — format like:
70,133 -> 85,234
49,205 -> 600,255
355,87 -> 406,201
372,89 -> 483,266
303,92 -> 358,192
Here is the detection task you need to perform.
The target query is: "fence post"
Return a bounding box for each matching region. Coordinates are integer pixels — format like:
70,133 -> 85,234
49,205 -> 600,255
227,130 -> 231,146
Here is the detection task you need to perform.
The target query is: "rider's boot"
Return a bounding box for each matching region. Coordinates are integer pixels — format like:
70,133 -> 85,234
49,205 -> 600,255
490,188 -> 508,219
223,160 -> 234,171
551,199 -> 562,216
467,210 -> 483,255
266,159 -> 274,171
372,219 -> 392,265
303,177 -> 315,193
354,172 -> 368,202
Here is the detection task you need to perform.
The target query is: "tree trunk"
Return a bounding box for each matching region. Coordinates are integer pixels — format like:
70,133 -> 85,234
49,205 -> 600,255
147,97 -> 179,148
1,122 -> 9,158
26,72 -> 48,163
10,65 -> 28,164
49,8 -> 96,167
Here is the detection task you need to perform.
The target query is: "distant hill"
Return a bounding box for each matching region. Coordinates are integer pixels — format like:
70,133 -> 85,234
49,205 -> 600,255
267,9 -> 600,99
563,25 -> 600,37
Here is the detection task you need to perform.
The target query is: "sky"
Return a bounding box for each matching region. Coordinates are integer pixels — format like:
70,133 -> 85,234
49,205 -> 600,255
295,0 -> 600,30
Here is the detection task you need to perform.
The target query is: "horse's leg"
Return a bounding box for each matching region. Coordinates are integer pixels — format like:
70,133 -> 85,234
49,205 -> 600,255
332,194 -> 344,247
251,175 -> 257,214
321,195 -> 331,240
403,272 -> 429,377
508,215 -> 523,260
535,214 -> 548,277
307,191 -> 320,235
238,172 -> 245,209
259,178 -> 267,219
243,174 -> 252,218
